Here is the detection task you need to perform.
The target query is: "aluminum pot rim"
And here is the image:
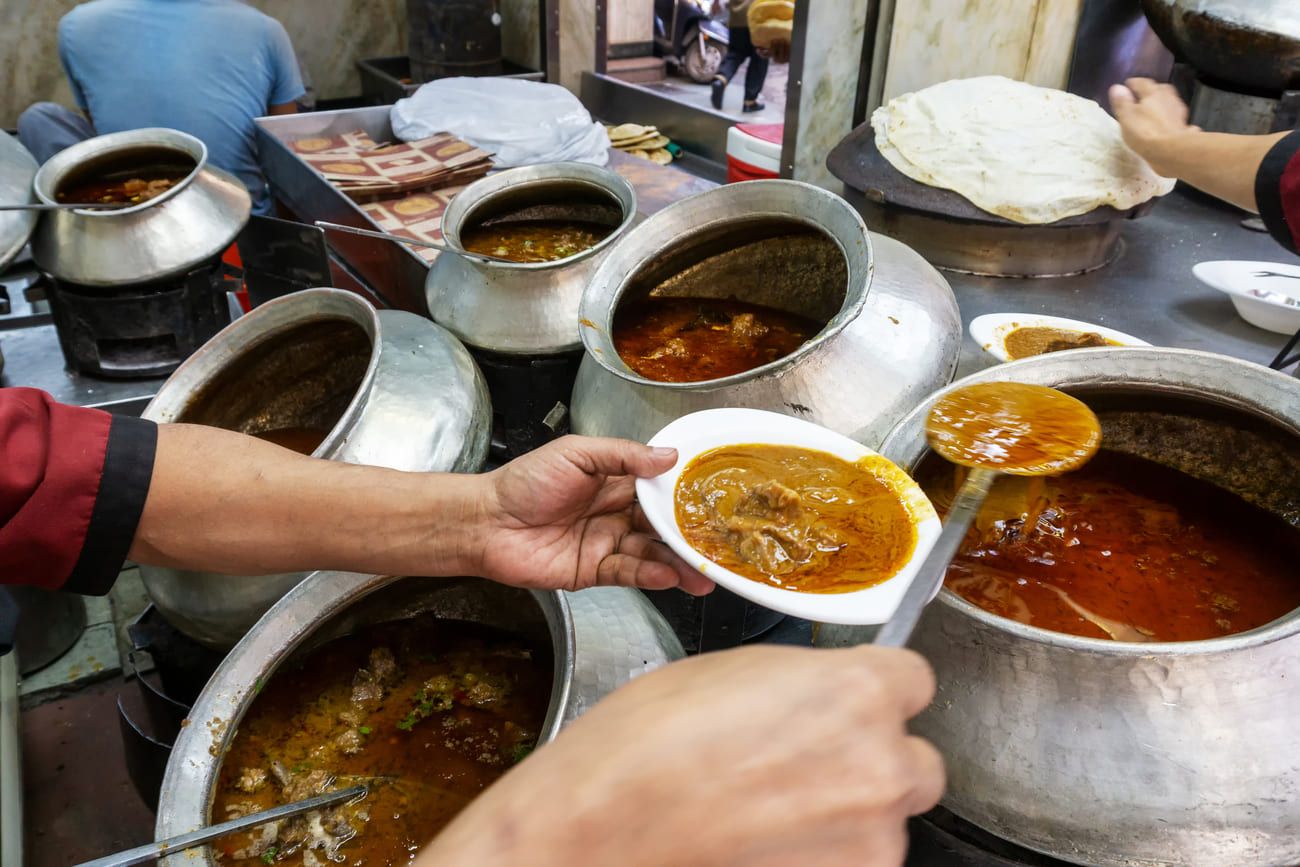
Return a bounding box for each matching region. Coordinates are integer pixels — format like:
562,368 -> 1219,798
140,287 -> 381,460
33,127 -> 208,217
578,179 -> 872,392
882,345 -> 1300,656
441,161 -> 638,272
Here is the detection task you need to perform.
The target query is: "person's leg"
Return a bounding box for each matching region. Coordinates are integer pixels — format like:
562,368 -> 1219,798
17,103 -> 96,163
742,38 -> 770,110
713,27 -> 752,109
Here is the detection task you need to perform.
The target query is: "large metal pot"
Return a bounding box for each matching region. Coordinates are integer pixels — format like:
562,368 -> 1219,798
570,180 -> 962,446
424,162 -> 637,355
31,128 -> 250,286
818,348 -> 1300,867
0,131 -> 38,274
156,572 -> 684,865
139,288 -> 491,649
1141,0 -> 1300,93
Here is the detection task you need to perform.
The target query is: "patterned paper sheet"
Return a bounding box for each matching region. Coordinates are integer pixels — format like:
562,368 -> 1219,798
360,185 -> 469,263
289,130 -> 491,202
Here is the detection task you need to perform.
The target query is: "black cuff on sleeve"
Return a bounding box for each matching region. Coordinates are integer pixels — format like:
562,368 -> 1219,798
1255,128 -> 1300,256
63,415 -> 158,596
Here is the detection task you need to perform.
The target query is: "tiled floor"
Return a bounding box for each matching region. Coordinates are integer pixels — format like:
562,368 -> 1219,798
638,61 -> 789,125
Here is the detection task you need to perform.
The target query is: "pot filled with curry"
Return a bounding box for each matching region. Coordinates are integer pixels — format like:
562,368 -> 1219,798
424,161 -> 637,356
817,347 -> 1300,867
570,179 -> 962,447
155,573 -> 684,866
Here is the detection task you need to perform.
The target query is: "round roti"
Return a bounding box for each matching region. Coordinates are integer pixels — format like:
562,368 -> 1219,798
871,76 -> 1175,224
648,148 -> 673,165
608,123 -> 655,142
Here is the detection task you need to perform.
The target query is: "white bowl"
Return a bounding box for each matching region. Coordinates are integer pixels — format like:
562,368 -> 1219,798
969,312 -> 1150,363
1192,260 -> 1300,335
636,408 -> 942,625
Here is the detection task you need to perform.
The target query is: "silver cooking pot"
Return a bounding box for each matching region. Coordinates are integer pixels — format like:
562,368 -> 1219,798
31,127 -> 250,286
424,162 -> 638,355
570,179 -> 962,446
818,348 -> 1300,867
139,288 -> 491,649
1141,0 -> 1300,93
0,130 -> 38,274
155,573 -> 684,866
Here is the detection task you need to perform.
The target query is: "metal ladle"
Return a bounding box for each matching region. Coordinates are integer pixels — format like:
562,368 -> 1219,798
874,382 -> 1101,647
72,784 -> 366,867
314,220 -> 518,265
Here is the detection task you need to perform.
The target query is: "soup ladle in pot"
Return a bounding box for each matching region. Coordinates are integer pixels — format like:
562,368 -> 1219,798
72,784 -> 367,867
314,220 -> 518,265
874,382 -> 1101,648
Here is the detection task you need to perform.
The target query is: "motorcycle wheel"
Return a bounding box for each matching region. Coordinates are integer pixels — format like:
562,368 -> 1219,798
683,33 -> 723,82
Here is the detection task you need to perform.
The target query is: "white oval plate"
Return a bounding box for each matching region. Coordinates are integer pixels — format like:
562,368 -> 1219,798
1192,260 -> 1300,335
969,313 -> 1150,363
636,408 -> 942,625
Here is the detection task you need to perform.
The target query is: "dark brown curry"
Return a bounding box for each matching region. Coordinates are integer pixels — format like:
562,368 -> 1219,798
459,220 -> 612,263
1004,326 -> 1119,360
674,444 -> 917,593
614,297 -> 821,383
211,616 -> 550,865
917,450 -> 1300,642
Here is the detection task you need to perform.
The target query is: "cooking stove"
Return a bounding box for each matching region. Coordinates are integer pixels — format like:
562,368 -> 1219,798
1173,64 -> 1300,136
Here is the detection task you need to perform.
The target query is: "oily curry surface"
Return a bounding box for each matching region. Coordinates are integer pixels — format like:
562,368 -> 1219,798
1003,326 -> 1119,359
917,450 -> 1300,642
675,445 -> 917,593
211,617 -> 550,865
459,219 -> 612,263
614,297 -> 822,383
252,426 -> 330,455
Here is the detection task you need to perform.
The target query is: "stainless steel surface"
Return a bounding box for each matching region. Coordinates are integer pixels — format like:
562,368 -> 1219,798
76,786 -> 366,867
0,131 -> 38,275
155,573 -> 684,866
426,162 -> 638,355
7,587 -> 86,675
0,321 -> 162,409
255,107 -> 432,313
571,179 -> 962,447
139,288 -> 491,648
946,189 -> 1292,380
1190,77 -> 1293,135
31,129 -> 251,287
314,220 -> 516,263
1141,0 -> 1300,93
872,468 -> 994,648
819,348 -> 1300,867
0,647 -> 21,867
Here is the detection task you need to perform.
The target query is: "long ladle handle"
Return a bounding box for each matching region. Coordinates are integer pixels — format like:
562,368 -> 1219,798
72,784 -> 367,867
874,467 -> 997,648
0,202 -> 128,211
313,220 -> 516,265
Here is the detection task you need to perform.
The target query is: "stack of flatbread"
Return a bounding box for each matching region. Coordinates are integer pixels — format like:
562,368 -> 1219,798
606,123 -> 674,165
870,76 -> 1176,224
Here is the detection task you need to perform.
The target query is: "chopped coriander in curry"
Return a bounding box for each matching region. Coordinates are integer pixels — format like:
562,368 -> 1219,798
459,220 -> 613,263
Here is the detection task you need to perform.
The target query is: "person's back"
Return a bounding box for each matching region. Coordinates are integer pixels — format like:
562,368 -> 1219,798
58,0 -> 304,214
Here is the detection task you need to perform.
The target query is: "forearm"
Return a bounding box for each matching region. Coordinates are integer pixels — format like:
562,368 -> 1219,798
1152,129 -> 1288,212
127,423 -> 487,576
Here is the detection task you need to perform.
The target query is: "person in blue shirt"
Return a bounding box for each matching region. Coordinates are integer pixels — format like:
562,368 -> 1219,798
18,0 -> 307,215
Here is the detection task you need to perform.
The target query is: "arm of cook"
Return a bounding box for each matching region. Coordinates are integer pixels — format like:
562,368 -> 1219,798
1110,78 -> 1300,255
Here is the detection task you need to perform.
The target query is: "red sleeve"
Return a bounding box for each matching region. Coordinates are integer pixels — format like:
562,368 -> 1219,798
1255,129 -> 1300,256
0,388 -> 157,595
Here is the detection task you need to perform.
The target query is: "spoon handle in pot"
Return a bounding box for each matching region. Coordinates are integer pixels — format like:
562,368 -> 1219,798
72,784 -> 367,867
874,468 -> 996,648
313,220 -> 515,265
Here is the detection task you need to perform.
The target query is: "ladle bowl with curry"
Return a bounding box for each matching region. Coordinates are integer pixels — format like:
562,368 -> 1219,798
636,408 -> 942,625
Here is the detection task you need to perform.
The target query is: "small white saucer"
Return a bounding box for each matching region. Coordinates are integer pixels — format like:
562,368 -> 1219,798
1192,260 -> 1300,335
969,313 -> 1150,363
636,408 -> 941,625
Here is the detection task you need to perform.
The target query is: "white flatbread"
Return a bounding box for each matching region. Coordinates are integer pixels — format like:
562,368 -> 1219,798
871,76 -> 1175,224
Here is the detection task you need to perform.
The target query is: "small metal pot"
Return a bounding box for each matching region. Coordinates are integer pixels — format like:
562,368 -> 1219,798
139,288 -> 491,649
0,130 -> 38,274
155,573 -> 684,865
424,162 -> 638,355
818,348 -> 1300,867
31,128 -> 251,286
570,179 -> 962,446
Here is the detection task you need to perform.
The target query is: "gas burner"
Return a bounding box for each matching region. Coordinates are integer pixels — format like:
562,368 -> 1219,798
1174,65 -> 1300,137
45,257 -> 237,379
907,807 -> 1077,866
475,349 -> 582,459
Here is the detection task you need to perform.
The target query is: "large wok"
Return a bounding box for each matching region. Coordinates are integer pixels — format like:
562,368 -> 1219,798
1141,0 -> 1300,93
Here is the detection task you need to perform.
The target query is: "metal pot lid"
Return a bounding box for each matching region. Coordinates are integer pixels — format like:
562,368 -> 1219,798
0,131 -> 38,274
826,122 -> 1158,227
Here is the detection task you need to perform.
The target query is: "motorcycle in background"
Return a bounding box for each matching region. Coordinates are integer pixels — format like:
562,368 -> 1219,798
653,0 -> 729,83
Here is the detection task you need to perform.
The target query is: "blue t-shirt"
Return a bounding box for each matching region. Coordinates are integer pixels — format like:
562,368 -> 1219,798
58,0 -> 305,215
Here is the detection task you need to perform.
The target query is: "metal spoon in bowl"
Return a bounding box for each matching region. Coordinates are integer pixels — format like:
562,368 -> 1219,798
313,220 -> 518,265
71,784 -> 367,867
874,382 -> 1101,648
